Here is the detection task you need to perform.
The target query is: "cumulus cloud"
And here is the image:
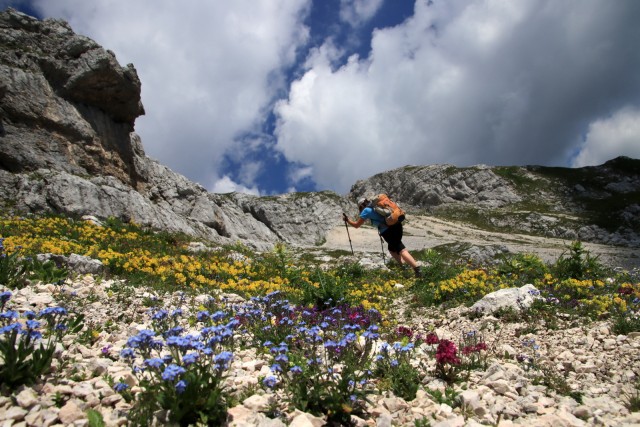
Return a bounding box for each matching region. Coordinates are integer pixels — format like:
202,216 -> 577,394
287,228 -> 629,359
275,0 -> 640,192
211,176 -> 261,196
572,106 -> 640,167
26,0 -> 311,191
339,0 -> 384,27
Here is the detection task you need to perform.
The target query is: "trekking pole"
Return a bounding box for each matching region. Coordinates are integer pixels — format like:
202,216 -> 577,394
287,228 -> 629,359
379,234 -> 386,264
343,214 -> 354,255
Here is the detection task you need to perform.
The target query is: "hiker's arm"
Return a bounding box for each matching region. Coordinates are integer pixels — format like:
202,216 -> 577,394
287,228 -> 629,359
343,214 -> 365,228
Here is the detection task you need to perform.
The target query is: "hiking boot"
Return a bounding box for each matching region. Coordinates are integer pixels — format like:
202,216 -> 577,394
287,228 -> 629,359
413,266 -> 422,278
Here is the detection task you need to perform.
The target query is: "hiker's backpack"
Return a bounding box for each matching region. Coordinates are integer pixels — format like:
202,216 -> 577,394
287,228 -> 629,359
371,194 -> 405,226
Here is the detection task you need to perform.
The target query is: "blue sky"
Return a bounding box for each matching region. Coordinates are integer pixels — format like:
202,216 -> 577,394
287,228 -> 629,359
3,0 -> 640,195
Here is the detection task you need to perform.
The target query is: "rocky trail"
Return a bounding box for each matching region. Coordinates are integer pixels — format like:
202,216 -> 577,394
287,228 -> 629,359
322,215 -> 640,271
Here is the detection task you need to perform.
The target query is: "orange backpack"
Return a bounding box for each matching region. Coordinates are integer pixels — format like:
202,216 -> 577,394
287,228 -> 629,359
371,194 -> 405,226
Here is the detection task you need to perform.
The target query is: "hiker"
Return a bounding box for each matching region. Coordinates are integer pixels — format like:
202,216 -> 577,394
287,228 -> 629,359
343,197 -> 422,278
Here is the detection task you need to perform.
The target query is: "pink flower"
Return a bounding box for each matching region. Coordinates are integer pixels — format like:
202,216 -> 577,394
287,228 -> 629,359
426,332 -> 440,345
435,339 -> 460,365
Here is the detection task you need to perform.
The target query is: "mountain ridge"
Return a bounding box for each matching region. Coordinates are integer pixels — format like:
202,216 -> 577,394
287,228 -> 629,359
1,7 -> 638,254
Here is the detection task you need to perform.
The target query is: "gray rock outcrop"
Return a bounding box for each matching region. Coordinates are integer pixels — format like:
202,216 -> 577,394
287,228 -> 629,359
0,8 -> 350,250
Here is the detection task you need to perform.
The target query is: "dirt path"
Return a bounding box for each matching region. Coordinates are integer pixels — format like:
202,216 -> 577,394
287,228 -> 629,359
322,215 -> 640,270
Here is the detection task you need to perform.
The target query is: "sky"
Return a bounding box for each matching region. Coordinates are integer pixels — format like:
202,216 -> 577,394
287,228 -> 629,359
3,0 -> 640,196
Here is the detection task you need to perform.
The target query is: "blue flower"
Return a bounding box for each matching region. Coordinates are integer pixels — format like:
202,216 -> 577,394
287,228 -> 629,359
0,291 -> 11,303
270,363 -> 282,373
263,376 -> 278,388
171,309 -> 183,317
175,380 -> 187,394
182,352 -> 199,365
39,307 -> 67,317
196,310 -> 210,322
212,310 -> 226,321
162,364 -> 186,381
151,310 -> 168,321
25,319 -> 41,330
23,330 -> 42,340
114,382 -> 129,392
120,348 -> 135,359
0,310 -> 18,320
290,365 -> 303,374
23,310 -> 36,320
274,354 -> 288,364
144,358 -> 164,369
214,351 -> 233,369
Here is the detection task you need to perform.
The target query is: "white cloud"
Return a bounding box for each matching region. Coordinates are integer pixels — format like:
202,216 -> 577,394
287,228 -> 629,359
339,0 -> 384,28
211,176 -> 261,196
275,0 -> 640,192
572,106 -> 640,167
29,0 -> 311,190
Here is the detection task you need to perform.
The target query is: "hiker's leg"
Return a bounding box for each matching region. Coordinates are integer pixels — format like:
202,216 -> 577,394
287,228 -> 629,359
389,250 -> 403,264
399,249 -> 418,269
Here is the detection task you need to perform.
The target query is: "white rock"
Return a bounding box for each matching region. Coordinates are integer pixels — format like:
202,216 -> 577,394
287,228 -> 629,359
15,389 -> 38,408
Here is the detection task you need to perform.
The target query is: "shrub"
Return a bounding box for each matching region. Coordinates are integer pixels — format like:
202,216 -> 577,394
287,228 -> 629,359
552,241 -> 609,281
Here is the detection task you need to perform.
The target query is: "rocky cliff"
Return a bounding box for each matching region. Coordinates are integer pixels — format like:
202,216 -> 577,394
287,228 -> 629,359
0,8 -> 350,250
1,8 -> 638,251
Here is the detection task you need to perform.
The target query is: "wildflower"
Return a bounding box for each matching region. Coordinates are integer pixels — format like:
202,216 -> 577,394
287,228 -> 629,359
151,309 -> 168,321
435,339 -> 460,365
175,380 -> 187,394
39,307 -> 67,317
182,352 -> 199,365
290,365 -> 303,374
25,319 -> 41,330
426,332 -> 440,345
161,364 -> 186,381
263,376 -> 278,388
113,382 -> 129,392
196,310 -> 210,322
120,348 -> 135,359
171,308 -> 183,317
0,310 -> 18,320
214,351 -> 233,370
144,358 -> 164,369
212,310 -> 226,321
0,291 -> 11,304
0,323 -> 22,334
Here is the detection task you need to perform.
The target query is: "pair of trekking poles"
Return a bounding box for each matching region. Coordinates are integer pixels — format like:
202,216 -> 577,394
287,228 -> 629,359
343,213 -> 386,264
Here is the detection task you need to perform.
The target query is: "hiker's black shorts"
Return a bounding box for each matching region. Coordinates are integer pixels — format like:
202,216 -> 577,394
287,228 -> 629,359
381,222 -> 405,254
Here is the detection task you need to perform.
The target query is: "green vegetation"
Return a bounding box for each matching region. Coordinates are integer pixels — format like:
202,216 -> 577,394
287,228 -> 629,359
1,213 -> 639,424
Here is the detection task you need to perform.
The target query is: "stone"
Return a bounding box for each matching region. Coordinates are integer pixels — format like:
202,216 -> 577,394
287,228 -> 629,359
15,389 -> 38,408
470,284 -> 540,315
58,400 -> 85,424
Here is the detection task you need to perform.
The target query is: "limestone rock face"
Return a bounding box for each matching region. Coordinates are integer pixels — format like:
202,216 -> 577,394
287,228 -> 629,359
0,8 -> 145,188
0,8 -> 350,249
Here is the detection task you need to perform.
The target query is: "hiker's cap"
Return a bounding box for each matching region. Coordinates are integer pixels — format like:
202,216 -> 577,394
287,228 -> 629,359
357,197 -> 368,207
